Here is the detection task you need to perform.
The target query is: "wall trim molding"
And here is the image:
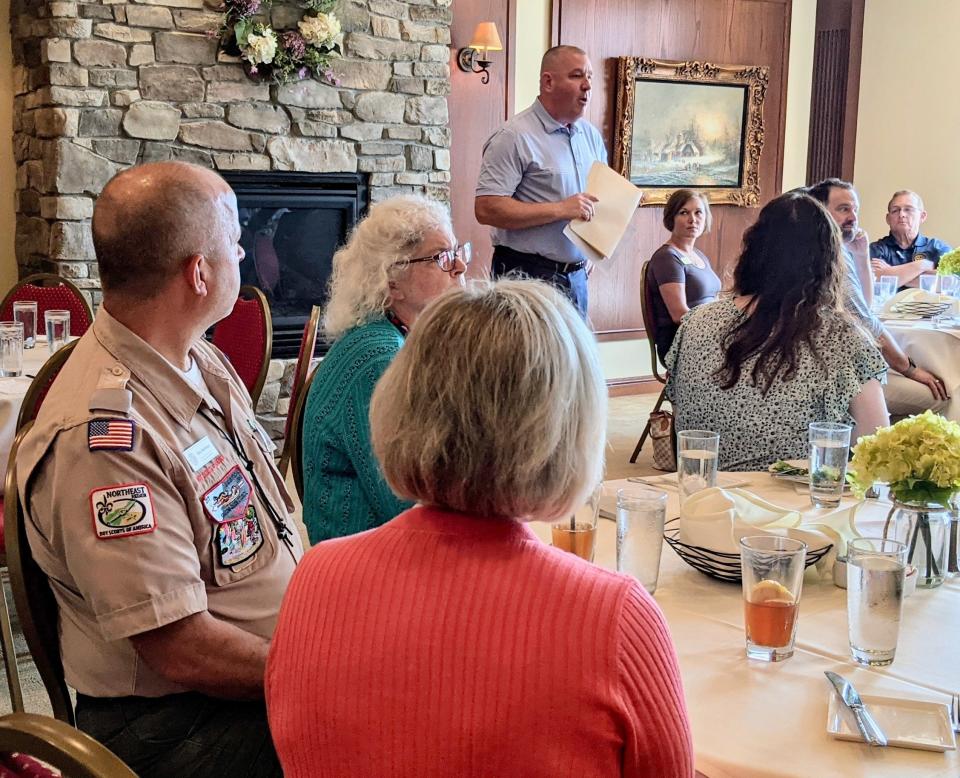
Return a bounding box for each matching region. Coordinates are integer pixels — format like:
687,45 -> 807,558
606,375 -> 661,397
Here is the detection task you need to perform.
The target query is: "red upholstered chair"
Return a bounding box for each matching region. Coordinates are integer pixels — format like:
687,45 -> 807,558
629,262 -> 672,463
277,305 -> 321,479
0,273 -> 93,337
211,286 -> 273,408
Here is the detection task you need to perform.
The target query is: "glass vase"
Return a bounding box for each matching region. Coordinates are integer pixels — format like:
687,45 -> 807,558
886,502 -> 950,589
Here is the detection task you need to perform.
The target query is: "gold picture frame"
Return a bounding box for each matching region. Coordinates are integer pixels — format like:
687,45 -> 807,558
612,57 -> 769,207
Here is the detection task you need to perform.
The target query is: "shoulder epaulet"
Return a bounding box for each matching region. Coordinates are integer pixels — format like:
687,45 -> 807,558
88,363 -> 133,415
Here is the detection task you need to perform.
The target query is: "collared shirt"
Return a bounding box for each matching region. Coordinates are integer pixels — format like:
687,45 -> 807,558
840,246 -> 885,340
870,232 -> 951,268
18,308 -> 303,698
475,99 -> 608,264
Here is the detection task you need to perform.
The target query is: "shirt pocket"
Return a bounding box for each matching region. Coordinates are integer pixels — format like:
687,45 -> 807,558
522,160 -> 579,199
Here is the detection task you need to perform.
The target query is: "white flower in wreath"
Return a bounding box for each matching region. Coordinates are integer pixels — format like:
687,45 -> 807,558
298,12 -> 341,46
245,28 -> 278,65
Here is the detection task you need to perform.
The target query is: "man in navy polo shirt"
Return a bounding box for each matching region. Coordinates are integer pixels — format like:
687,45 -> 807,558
870,190 -> 951,289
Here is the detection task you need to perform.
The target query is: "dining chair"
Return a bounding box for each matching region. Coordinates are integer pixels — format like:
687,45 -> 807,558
5,423 -> 75,725
17,339 -> 78,432
277,305 -> 321,479
629,262 -> 672,463
0,712 -> 135,777
288,367 -> 319,503
211,285 -> 273,408
0,273 -> 94,337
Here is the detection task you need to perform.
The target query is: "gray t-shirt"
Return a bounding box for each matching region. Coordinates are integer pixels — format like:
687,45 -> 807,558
646,244 -> 721,361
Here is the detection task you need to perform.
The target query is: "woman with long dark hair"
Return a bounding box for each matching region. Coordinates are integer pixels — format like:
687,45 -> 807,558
665,191 -> 889,471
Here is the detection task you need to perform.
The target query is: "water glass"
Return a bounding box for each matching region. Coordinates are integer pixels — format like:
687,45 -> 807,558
919,274 -> 939,294
846,537 -> 907,667
677,430 -> 719,505
808,422 -> 851,508
616,488 -> 666,594
45,309 -> 70,352
552,485 -> 601,563
940,275 -> 960,299
0,322 -> 23,378
13,301 -> 37,349
739,536 -> 807,662
879,275 -> 898,302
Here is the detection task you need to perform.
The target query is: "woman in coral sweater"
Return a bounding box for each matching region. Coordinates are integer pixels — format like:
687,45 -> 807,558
266,279 -> 694,777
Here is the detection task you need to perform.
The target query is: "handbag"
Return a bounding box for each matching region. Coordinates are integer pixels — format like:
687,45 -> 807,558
649,409 -> 677,472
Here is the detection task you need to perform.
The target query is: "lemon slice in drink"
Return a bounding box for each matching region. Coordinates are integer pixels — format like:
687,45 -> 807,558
751,579 -> 793,603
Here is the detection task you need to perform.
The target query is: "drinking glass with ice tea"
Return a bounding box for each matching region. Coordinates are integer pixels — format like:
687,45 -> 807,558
552,485 -> 601,562
739,535 -> 807,662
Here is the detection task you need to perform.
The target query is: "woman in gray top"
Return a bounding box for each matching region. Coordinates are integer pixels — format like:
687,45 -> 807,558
646,189 -> 722,362
665,192 -> 889,471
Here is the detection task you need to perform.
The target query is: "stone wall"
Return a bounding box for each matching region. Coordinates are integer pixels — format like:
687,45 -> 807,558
10,0 -> 452,439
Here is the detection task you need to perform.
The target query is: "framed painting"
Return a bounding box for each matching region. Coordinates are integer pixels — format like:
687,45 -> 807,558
612,58 -> 769,206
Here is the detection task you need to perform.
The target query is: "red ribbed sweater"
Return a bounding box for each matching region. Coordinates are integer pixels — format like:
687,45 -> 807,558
266,506 -> 693,777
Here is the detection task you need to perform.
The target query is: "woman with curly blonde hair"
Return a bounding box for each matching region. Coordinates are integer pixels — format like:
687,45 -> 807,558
301,194 -> 469,543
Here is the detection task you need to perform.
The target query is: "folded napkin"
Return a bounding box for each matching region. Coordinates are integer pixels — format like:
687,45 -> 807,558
882,288 -> 957,316
679,487 -> 863,574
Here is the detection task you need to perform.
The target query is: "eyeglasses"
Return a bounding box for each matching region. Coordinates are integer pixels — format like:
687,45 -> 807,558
406,243 -> 472,272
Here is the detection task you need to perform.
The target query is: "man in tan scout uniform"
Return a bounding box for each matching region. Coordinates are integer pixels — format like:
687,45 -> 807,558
17,162 -> 303,777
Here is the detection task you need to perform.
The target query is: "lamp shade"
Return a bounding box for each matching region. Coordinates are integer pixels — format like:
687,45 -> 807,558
468,22 -> 503,53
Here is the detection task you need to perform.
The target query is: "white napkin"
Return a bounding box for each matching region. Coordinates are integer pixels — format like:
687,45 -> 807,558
678,487 -> 858,573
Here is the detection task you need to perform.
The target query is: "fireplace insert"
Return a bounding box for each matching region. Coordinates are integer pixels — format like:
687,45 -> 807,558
221,171 -> 369,360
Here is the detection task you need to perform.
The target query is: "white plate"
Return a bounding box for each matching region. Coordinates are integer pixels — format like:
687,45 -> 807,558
768,459 -> 852,490
826,693 -> 957,752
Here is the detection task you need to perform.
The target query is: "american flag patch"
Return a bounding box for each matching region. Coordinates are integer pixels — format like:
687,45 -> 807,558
88,419 -> 135,452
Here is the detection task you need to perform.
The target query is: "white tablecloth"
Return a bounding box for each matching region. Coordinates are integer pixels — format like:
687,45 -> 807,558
533,473 -> 960,777
885,318 -> 960,420
0,343 -> 64,468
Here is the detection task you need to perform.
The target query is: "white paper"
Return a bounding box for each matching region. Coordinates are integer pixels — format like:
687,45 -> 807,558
567,162 -> 644,260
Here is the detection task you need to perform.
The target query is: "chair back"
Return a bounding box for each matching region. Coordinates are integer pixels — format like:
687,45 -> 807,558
0,274 -> 93,337
288,367 -> 319,502
0,713 -> 135,777
640,261 -> 668,384
277,305 -> 321,477
17,340 -> 78,432
211,285 -> 273,407
4,423 -> 75,725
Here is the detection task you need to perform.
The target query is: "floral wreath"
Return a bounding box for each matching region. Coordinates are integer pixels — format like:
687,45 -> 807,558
218,0 -> 342,85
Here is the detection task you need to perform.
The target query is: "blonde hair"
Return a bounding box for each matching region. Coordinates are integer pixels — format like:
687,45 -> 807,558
323,194 -> 453,338
370,279 -> 607,522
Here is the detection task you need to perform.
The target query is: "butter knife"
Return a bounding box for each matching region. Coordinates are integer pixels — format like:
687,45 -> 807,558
824,671 -> 888,747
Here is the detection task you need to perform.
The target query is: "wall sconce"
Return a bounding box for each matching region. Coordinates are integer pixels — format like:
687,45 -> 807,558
457,22 -> 503,85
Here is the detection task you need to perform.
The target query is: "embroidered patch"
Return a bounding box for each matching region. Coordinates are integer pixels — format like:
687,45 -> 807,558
88,419 -> 135,451
216,505 -> 264,567
195,454 -> 227,485
914,253 -> 927,263
202,466 -> 252,524
90,483 -> 156,539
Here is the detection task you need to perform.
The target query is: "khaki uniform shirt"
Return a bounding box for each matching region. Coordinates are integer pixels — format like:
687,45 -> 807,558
18,309 -> 303,698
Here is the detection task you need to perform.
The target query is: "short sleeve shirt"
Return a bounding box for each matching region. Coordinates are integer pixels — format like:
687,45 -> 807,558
664,299 -> 887,471
870,233 -> 952,268
17,309 -> 303,697
475,99 -> 608,264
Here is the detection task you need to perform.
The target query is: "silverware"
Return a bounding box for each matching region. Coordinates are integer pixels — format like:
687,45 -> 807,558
951,693 -> 959,734
824,671 -> 888,747
626,477 -> 677,490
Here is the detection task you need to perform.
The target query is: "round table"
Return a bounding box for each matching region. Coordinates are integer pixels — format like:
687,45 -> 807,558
533,473 -> 959,777
0,342 -> 66,467
884,317 -> 960,420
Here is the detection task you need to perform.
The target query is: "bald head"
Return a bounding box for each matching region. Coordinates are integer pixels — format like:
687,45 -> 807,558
93,162 -> 235,300
540,45 -> 587,76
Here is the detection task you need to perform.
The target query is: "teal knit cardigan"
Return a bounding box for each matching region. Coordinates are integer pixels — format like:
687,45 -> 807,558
300,317 -> 413,544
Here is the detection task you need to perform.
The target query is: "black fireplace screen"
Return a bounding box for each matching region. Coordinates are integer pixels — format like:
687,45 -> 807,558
221,171 -> 368,360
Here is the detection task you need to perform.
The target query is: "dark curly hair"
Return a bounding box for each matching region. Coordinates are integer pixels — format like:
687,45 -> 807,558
715,191 -> 847,395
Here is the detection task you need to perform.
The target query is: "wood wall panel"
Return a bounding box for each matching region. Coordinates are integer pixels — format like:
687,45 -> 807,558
448,0 -> 513,279
555,0 -> 793,335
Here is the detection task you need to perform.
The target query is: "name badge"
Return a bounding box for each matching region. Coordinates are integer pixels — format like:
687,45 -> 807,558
184,436 -> 219,472
678,254 -> 693,266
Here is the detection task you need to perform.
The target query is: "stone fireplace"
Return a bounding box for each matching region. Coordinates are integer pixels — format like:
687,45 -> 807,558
10,0 -> 452,440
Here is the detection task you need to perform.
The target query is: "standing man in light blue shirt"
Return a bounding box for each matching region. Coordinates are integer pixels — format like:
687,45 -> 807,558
475,45 -> 607,317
